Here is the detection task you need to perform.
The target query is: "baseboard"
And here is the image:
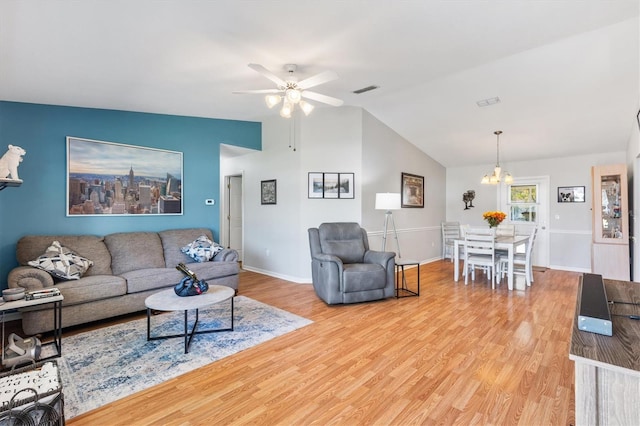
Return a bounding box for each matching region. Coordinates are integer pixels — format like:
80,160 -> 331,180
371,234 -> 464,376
549,265 -> 591,273
241,265 -> 312,284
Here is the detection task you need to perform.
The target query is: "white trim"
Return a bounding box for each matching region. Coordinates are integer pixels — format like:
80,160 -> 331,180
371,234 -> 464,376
241,265 -> 312,284
368,226 -> 439,237
549,229 -> 592,235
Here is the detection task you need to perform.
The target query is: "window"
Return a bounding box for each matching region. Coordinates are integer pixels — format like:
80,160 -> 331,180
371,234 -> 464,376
508,184 -> 537,223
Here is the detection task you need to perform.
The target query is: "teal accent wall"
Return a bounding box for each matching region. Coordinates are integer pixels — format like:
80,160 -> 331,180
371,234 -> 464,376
0,101 -> 261,288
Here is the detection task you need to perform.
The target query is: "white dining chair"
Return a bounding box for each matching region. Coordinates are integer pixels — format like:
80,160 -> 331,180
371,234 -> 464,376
441,221 -> 461,262
463,228 -> 498,289
498,227 -> 538,287
496,224 -> 515,237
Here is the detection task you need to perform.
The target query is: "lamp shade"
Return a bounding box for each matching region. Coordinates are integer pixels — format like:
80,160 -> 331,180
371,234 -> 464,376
375,193 -> 401,210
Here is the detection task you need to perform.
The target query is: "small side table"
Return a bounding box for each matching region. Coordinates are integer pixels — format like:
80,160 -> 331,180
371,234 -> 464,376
395,259 -> 421,298
1,294 -> 64,368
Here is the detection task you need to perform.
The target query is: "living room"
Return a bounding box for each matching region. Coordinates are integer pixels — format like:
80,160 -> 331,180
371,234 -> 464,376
1,1 -> 639,424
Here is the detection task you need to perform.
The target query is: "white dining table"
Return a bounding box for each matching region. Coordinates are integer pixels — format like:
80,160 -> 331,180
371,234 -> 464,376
453,235 -> 529,290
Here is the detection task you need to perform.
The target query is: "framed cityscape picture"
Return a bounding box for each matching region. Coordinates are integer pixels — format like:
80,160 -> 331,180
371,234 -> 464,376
66,137 -> 183,216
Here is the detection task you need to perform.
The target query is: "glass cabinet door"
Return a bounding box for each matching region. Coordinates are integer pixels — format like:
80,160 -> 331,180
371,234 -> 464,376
592,164 -> 628,245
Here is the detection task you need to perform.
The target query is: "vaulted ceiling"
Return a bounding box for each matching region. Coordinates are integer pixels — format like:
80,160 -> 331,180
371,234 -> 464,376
1,1 -> 638,167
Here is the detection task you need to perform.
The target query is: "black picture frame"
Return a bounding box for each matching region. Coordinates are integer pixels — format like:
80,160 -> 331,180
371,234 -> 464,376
557,186 -> 585,203
261,179 -> 276,205
401,172 -> 424,208
307,172 -> 355,199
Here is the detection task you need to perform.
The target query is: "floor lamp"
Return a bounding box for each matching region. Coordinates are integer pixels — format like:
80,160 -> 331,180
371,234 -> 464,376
375,193 -> 401,257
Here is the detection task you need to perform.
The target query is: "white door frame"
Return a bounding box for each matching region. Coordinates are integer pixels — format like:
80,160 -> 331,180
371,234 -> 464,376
223,173 -> 244,262
498,175 -> 550,268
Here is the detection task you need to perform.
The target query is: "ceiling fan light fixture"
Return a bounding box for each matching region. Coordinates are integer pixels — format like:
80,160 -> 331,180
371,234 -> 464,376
265,95 -> 281,109
299,100 -> 314,116
237,64 -> 343,119
285,88 -> 301,104
280,101 -> 293,118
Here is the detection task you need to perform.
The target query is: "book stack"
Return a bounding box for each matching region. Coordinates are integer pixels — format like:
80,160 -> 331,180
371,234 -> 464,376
25,288 -> 61,301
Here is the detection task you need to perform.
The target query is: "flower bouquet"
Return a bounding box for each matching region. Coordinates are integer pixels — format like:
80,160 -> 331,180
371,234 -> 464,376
483,211 -> 506,228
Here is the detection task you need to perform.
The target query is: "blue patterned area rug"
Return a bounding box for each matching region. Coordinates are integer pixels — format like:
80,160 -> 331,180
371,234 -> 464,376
55,296 -> 312,419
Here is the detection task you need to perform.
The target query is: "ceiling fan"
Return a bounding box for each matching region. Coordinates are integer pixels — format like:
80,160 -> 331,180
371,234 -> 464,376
233,64 -> 344,118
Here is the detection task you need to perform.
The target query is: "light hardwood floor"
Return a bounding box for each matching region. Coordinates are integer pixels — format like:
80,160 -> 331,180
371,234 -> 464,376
68,261 -> 578,425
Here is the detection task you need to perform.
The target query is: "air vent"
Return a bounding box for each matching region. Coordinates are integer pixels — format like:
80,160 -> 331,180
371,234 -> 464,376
476,96 -> 501,107
353,85 -> 379,94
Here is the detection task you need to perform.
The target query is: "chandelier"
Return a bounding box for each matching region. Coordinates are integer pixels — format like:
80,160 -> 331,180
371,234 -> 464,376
481,130 -> 513,185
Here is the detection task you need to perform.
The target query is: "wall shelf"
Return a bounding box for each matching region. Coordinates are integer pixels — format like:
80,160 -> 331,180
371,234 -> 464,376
0,179 -> 22,191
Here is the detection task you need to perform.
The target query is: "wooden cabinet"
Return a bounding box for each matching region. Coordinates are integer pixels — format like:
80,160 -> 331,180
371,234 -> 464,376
591,164 -> 629,280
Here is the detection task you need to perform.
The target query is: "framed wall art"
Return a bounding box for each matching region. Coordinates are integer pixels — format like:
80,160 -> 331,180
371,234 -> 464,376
557,186 -> 585,203
66,137 -> 183,216
307,172 -> 355,199
261,179 -> 277,205
401,172 -> 424,208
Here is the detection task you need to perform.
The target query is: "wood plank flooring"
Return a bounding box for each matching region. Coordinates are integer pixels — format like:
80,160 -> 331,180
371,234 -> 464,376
68,261 -> 578,425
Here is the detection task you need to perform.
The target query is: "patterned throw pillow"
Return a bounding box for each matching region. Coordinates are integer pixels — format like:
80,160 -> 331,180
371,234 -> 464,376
28,241 -> 94,280
181,235 -> 224,263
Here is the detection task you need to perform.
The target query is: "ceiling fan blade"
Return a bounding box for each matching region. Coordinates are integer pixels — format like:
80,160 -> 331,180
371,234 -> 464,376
297,70 -> 339,90
248,63 -> 286,87
302,91 -> 344,106
232,89 -> 283,94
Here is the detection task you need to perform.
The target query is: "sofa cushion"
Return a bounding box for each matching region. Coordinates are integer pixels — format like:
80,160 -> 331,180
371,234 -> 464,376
55,275 -> 126,305
343,263 -> 386,292
159,228 -> 215,267
187,261 -> 239,280
28,241 -> 94,280
181,235 -> 224,262
104,232 -> 165,275
122,268 -> 186,294
17,235 -> 112,276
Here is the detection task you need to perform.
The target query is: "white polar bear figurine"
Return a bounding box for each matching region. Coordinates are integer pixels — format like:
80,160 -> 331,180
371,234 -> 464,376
0,144 -> 26,181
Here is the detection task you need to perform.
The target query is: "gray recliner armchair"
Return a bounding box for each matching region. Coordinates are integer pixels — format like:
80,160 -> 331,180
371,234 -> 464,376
308,222 -> 396,304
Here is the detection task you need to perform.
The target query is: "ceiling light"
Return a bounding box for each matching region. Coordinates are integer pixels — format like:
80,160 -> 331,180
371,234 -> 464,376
280,101 -> 293,118
265,95 -> 281,109
299,100 -> 314,116
481,130 -> 513,185
285,88 -> 301,104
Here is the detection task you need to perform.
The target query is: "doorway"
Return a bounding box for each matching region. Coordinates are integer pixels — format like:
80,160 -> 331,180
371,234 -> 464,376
499,176 -> 550,268
225,175 -> 243,261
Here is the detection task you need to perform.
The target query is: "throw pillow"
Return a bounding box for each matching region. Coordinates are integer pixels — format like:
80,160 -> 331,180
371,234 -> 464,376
181,235 -> 224,263
28,241 -> 94,280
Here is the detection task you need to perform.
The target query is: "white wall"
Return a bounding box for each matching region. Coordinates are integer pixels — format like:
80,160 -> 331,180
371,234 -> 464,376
447,150 -> 626,272
222,106 -> 447,283
224,107 -> 364,282
625,19 -> 640,281
361,110 -> 446,262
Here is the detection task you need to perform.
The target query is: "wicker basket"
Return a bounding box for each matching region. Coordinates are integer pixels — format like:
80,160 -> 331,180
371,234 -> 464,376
0,360 -> 64,425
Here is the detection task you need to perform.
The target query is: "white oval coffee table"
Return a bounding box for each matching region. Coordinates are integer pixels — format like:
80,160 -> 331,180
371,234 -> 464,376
145,285 -> 235,353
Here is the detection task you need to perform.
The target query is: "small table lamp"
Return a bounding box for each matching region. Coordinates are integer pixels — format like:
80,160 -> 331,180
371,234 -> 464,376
375,193 -> 401,257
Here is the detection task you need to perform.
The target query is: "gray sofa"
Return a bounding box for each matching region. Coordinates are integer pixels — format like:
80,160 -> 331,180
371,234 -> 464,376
308,222 -> 395,304
8,228 -> 239,335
